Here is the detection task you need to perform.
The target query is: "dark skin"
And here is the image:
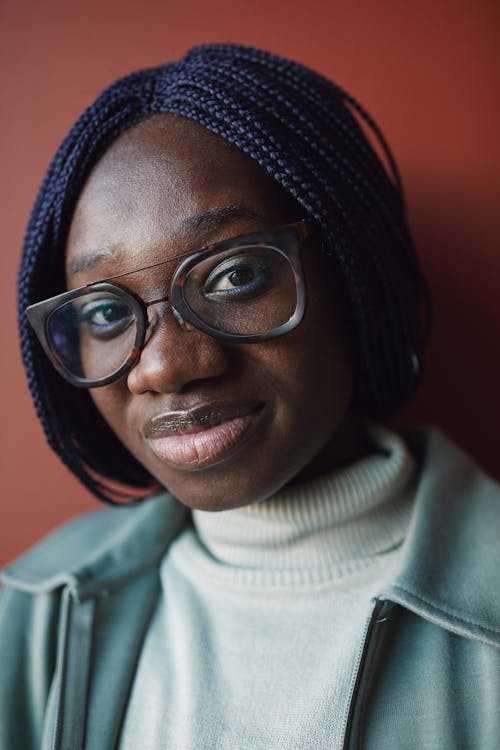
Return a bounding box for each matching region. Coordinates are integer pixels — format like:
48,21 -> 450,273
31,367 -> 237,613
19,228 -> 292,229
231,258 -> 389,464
66,115 -> 374,511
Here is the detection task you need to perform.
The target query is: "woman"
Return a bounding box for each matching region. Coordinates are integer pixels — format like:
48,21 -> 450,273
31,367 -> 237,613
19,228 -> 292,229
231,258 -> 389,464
2,44 -> 499,749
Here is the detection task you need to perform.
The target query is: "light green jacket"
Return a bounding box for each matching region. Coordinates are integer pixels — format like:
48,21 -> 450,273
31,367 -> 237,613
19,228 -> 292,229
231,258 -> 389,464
1,428 -> 499,749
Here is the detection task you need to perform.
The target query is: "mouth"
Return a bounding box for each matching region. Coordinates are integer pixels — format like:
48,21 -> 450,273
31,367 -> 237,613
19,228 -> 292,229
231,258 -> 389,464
142,401 -> 265,470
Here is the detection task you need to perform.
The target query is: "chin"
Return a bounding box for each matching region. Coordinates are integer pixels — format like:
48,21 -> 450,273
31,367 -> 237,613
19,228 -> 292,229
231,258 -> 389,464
153,465 -> 290,513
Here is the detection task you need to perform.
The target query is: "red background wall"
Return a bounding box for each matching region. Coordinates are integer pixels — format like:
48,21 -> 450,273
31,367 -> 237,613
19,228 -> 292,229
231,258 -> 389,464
1,0 -> 499,566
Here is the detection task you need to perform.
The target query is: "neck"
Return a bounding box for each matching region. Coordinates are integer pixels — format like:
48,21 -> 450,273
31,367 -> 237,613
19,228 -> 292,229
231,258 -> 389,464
291,412 -> 382,486
191,425 -> 417,580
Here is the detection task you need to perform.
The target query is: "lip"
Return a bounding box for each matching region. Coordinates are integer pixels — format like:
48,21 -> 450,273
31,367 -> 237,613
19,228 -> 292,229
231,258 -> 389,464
142,401 -> 265,470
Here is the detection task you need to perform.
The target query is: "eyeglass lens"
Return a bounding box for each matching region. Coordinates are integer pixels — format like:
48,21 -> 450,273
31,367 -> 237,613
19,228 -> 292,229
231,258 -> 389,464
46,244 -> 298,382
47,291 -> 138,381
183,245 -> 296,334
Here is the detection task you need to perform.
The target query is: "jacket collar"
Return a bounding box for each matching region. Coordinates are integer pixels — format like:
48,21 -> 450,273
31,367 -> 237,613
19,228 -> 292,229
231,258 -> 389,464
1,491 -> 189,599
3,428 -> 499,646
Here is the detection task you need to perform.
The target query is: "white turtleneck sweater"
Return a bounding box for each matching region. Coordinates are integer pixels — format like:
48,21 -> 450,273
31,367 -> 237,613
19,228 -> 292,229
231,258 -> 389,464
119,426 -> 417,750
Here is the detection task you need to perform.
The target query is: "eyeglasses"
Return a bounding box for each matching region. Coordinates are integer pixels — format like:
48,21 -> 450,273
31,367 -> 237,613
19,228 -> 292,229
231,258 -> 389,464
26,219 -> 312,388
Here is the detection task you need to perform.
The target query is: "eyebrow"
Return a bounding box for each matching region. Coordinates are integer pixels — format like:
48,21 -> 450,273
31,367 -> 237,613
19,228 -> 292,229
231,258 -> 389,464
66,202 -> 268,276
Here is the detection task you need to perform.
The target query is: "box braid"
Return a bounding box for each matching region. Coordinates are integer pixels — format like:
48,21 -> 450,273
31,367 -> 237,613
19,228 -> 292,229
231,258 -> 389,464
18,43 -> 431,505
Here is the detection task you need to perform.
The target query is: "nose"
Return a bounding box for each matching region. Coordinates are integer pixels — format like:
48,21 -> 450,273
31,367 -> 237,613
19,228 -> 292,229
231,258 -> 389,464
126,304 -> 230,394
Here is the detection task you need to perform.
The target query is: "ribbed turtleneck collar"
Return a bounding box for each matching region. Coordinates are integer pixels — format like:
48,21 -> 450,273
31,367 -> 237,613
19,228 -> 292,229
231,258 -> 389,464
191,426 -> 416,578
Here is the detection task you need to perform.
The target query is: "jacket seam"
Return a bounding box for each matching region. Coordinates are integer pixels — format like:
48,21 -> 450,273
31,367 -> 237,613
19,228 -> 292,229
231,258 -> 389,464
1,556 -> 167,599
0,589 -> 11,621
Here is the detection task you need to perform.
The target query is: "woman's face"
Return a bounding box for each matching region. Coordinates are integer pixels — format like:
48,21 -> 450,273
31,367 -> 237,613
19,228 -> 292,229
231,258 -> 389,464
66,115 -> 365,511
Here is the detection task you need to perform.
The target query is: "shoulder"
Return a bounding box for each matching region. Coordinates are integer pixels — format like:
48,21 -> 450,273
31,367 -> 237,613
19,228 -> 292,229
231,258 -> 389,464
1,491 -> 190,596
0,493 -> 189,750
409,425 -> 500,499
386,426 -> 500,648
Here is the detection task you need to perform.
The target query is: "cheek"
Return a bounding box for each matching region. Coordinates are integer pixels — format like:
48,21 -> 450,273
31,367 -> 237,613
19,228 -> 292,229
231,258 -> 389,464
257,305 -> 354,440
89,385 -> 136,449
302,257 -> 354,393
292,336 -> 352,424
279,287 -> 354,428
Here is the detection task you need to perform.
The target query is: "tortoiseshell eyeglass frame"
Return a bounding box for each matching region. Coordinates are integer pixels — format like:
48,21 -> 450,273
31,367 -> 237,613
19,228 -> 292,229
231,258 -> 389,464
26,218 -> 313,389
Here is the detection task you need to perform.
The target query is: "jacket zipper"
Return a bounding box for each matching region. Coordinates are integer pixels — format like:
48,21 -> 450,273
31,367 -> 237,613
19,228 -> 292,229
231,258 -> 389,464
341,598 -> 397,750
46,589 -> 96,750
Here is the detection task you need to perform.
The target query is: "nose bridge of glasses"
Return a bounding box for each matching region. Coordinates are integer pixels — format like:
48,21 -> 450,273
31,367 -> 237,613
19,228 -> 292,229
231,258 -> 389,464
144,293 -> 170,309
143,294 -> 191,334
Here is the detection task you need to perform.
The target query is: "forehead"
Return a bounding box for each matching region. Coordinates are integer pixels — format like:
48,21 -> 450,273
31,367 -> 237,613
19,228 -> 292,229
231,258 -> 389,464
65,115 -> 297,282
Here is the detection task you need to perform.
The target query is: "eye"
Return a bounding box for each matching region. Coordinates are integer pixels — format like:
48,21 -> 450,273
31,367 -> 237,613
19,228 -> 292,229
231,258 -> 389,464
203,253 -> 275,301
79,298 -> 134,339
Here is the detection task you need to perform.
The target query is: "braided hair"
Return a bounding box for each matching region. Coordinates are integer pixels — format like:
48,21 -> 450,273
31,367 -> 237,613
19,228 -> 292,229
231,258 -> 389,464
18,43 -> 431,504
